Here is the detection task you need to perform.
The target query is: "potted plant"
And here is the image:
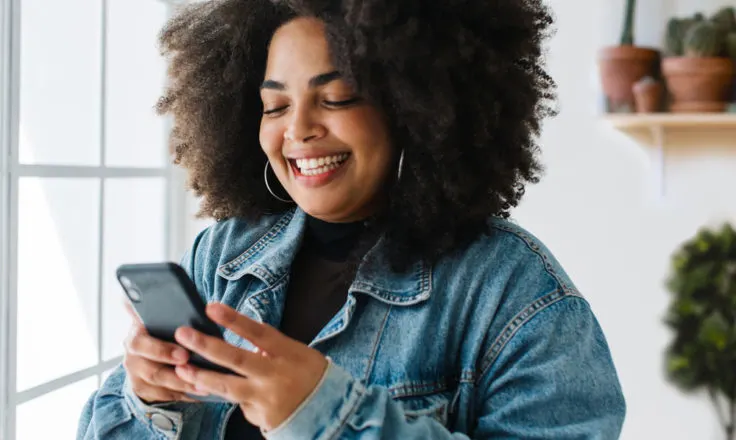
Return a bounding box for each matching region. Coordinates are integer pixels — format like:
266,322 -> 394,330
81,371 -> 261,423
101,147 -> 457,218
716,8 -> 736,107
598,0 -> 660,113
664,223 -> 736,440
633,76 -> 664,112
662,8 -> 736,112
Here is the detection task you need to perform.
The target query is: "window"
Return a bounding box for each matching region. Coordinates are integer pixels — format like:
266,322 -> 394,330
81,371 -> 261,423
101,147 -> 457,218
0,1 -> 186,438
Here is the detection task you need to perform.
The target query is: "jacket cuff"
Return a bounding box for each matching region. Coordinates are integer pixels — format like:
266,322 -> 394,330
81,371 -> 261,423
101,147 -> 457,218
122,375 -> 185,439
264,357 -> 365,440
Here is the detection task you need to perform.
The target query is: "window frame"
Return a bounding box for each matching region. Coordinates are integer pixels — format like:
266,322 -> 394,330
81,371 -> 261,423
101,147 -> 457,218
1,0 -> 18,438
0,1 -> 187,438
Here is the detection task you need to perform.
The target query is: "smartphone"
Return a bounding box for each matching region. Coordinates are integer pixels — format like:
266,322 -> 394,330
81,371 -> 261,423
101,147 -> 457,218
116,262 -> 236,401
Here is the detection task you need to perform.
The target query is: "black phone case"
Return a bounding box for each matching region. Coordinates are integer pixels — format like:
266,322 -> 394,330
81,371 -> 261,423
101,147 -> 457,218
116,262 -> 236,377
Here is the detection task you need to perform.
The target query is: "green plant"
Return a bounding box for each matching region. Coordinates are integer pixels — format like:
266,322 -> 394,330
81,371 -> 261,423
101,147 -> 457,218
664,11 -> 733,58
665,14 -> 706,56
684,21 -> 726,57
727,33 -> 736,59
620,0 -> 637,45
664,223 -> 736,440
711,7 -> 736,32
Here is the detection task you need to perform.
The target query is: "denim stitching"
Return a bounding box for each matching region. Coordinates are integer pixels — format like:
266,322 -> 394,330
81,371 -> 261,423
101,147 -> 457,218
350,282 -> 430,305
448,385 -> 463,423
249,276 -> 289,318
362,305 -> 392,383
389,379 -> 450,398
232,277 -> 255,313
490,222 -> 578,295
347,259 -> 432,306
217,211 -> 294,276
422,260 -> 432,297
217,405 -> 239,440
309,295 -> 357,347
476,288 -> 581,382
326,382 -> 367,440
459,370 -> 474,383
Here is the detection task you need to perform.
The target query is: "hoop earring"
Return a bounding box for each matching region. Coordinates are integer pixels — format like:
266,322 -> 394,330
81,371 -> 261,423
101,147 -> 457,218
397,149 -> 405,182
264,161 -> 293,203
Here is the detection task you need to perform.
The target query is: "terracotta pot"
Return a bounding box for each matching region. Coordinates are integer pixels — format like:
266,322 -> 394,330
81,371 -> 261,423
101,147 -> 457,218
598,46 -> 660,113
633,80 -> 663,113
662,57 -> 735,113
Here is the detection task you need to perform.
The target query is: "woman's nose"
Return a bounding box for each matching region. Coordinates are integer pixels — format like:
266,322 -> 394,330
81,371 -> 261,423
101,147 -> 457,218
284,107 -> 327,143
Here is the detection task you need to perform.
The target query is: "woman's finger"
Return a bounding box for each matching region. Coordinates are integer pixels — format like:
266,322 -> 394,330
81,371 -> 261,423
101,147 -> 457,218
126,357 -> 210,395
174,327 -> 270,377
206,303 -> 288,358
125,328 -> 189,365
175,364 -> 254,403
125,355 -> 200,395
123,300 -> 143,324
123,301 -> 144,327
134,383 -> 199,404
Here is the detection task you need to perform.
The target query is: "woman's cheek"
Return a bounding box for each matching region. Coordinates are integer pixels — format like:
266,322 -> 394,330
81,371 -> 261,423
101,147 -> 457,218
259,123 -> 284,158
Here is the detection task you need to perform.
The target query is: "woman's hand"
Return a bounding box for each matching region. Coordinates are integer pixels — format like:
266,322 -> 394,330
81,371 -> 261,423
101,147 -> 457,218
122,302 -> 202,404
173,303 -> 329,432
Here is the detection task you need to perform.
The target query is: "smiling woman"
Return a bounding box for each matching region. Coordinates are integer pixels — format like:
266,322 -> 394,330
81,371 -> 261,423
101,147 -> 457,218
77,1 -> 626,439
258,19 -> 394,223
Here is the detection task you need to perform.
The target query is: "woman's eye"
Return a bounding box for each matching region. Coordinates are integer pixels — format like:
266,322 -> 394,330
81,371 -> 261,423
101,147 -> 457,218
263,105 -> 288,116
323,97 -> 362,108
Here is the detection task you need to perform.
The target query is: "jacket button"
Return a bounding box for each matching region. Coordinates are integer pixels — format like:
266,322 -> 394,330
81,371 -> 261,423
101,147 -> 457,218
151,413 -> 174,432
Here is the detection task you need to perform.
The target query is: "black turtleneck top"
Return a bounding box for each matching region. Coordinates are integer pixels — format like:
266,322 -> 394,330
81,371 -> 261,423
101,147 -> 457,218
224,215 -> 367,439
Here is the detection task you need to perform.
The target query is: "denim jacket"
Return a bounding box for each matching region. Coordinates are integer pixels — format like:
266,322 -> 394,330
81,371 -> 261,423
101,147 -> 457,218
77,207 -> 626,439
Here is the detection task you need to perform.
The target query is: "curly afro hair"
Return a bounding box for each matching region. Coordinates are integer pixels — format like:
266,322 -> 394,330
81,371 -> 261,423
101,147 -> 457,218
157,0 -> 557,270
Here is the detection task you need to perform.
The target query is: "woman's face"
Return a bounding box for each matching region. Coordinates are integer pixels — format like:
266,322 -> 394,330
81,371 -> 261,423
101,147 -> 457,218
259,17 -> 394,223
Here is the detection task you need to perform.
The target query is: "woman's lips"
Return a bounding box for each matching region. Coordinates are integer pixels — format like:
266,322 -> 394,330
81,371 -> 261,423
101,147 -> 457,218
288,154 -> 351,188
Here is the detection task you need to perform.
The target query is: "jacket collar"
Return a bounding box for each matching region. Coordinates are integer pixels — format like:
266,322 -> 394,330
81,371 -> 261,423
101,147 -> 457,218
216,208 -> 432,307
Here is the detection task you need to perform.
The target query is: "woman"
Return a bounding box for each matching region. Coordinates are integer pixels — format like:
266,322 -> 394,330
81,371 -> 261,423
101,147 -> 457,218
78,0 -> 626,438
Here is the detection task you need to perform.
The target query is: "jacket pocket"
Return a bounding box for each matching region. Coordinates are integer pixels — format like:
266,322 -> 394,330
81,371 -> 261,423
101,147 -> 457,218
345,390 -> 454,432
394,392 -> 452,426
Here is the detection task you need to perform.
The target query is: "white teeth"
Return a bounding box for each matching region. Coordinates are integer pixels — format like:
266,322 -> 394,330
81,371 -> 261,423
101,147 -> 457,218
301,162 -> 343,176
302,161 -> 341,176
294,153 -> 349,174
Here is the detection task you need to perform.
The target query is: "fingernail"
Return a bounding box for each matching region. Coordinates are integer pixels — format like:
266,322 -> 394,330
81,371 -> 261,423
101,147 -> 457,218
173,348 -> 188,362
188,387 -> 209,396
209,305 -> 227,320
178,327 -> 195,342
177,364 -> 194,377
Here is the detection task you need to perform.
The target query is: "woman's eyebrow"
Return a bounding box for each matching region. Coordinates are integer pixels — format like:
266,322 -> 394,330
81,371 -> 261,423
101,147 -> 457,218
260,80 -> 285,91
260,71 -> 342,91
309,71 -> 341,87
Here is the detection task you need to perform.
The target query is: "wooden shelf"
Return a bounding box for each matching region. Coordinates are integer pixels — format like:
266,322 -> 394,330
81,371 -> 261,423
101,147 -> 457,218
604,113 -> 736,130
602,113 -> 736,199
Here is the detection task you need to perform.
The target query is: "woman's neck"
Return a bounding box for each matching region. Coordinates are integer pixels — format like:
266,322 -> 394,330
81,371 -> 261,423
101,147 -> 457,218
303,214 -> 366,261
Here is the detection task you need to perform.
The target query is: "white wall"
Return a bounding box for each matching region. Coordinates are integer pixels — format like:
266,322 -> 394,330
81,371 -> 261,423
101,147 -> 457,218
181,1 -> 735,438
514,0 -> 735,439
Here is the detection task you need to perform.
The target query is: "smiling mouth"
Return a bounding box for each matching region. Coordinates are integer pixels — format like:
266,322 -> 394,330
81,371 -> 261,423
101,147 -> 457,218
289,153 -> 351,177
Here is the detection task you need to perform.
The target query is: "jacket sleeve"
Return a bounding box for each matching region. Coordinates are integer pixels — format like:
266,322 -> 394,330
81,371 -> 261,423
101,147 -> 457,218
263,295 -> 626,440
76,228 -> 213,440
76,365 -> 204,440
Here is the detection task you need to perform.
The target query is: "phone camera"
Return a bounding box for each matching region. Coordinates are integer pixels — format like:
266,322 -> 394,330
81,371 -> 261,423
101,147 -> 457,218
120,276 -> 142,302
